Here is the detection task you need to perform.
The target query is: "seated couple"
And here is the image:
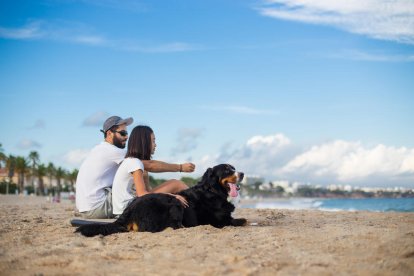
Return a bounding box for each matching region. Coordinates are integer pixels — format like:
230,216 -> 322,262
75,115 -> 195,219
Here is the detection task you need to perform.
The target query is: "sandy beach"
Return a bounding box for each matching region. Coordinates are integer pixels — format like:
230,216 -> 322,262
0,194 -> 413,275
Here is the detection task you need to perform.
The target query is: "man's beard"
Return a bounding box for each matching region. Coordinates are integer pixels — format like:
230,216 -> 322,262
113,135 -> 126,149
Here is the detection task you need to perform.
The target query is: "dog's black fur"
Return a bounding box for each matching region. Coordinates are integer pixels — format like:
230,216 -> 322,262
76,164 -> 247,237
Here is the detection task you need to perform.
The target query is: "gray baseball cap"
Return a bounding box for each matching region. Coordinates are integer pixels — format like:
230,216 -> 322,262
101,116 -> 133,133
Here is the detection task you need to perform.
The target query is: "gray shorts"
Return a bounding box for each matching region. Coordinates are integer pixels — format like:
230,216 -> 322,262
79,188 -> 114,219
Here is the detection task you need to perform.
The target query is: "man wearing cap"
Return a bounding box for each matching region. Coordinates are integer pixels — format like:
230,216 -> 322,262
75,115 -> 195,219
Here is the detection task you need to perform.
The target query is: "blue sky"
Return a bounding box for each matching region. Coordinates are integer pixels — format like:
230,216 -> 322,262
1,0 -> 413,188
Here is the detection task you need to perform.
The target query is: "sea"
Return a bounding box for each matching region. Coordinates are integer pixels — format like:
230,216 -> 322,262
238,197 -> 414,212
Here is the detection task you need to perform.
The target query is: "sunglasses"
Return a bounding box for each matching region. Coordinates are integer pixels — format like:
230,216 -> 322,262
112,130 -> 128,137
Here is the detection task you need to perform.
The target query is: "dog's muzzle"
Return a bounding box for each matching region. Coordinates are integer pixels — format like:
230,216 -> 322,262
237,172 -> 244,191
238,172 -> 244,181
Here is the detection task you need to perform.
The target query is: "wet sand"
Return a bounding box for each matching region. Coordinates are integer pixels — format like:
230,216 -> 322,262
0,194 -> 413,275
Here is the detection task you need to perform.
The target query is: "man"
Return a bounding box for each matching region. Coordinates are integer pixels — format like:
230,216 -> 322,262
75,115 -> 195,219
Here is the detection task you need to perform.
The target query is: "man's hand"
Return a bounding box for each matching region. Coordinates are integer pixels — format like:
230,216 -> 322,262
181,163 -> 195,173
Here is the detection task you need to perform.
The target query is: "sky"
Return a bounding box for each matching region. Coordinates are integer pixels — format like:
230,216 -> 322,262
1,0 -> 413,188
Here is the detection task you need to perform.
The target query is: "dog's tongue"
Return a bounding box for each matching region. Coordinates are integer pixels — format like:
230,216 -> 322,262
228,183 -> 238,198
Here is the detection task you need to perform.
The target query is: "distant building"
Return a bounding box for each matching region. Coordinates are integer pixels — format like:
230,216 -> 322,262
0,167 -> 56,188
271,180 -> 289,189
240,175 -> 414,194
344,185 -> 353,192
270,180 -> 304,194
0,168 -> 18,183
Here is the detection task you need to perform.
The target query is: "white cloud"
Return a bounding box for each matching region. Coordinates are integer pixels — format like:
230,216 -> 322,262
17,139 -> 42,150
171,128 -> 204,156
401,153 -> 414,174
281,140 -> 359,175
28,119 -> 46,129
195,133 -> 294,178
62,149 -> 90,168
247,134 -> 291,148
322,49 -> 414,62
73,35 -> 107,46
0,20 -> 108,46
281,140 -> 414,186
0,21 -> 44,39
0,20 -> 200,53
258,0 -> 414,44
121,42 -> 203,53
82,111 -> 110,127
189,134 -> 414,187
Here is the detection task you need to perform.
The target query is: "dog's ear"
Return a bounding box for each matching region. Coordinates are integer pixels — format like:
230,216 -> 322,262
201,168 -> 214,183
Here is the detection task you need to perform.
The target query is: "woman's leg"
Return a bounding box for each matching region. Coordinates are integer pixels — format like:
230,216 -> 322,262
151,179 -> 188,194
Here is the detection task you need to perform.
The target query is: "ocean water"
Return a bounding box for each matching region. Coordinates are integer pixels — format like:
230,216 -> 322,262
239,197 -> 414,212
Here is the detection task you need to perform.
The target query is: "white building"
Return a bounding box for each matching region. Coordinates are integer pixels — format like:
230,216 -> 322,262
270,180 -> 303,194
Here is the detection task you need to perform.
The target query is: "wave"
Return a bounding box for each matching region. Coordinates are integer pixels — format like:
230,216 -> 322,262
239,197 -> 414,212
240,198 -> 322,210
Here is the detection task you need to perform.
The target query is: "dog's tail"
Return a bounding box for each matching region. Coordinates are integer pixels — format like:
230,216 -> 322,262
75,222 -> 128,237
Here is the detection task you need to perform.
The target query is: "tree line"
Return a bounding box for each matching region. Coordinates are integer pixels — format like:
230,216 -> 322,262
0,143 -> 78,196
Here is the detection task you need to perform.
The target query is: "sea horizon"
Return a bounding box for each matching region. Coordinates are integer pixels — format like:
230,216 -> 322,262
238,197 -> 414,213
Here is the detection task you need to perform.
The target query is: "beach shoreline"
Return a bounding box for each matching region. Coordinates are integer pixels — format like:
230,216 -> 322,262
0,194 -> 413,275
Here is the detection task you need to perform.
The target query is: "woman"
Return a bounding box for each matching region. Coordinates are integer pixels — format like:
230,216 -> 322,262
112,125 -> 189,216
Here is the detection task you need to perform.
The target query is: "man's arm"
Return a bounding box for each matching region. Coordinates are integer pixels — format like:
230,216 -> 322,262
142,160 -> 195,173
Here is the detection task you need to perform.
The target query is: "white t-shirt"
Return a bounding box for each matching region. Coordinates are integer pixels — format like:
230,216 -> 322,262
75,141 -> 125,212
112,157 -> 145,215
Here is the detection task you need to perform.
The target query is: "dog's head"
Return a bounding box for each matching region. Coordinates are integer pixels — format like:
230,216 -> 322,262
200,164 -> 244,198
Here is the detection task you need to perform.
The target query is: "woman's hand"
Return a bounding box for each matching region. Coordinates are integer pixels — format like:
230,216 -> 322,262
180,163 -> 195,173
167,193 -> 189,208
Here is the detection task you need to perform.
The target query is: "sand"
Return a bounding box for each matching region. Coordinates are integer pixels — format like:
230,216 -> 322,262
0,194 -> 413,276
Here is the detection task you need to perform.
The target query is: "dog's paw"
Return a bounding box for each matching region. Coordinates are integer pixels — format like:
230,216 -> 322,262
231,218 -> 247,226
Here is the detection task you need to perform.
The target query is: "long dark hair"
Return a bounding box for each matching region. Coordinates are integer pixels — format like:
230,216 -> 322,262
125,125 -> 153,160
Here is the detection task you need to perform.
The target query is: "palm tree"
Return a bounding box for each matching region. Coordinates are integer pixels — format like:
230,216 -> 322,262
0,143 -> 6,168
55,167 -> 66,197
36,164 -> 47,196
5,155 -> 16,194
46,162 -> 55,192
67,169 -> 79,192
28,151 -> 40,193
15,156 -> 29,194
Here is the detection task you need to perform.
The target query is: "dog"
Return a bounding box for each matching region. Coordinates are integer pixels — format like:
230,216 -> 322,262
76,164 -> 247,237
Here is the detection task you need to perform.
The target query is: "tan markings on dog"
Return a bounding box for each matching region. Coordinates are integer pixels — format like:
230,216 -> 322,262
220,175 -> 237,190
127,222 -> 139,232
220,175 -> 238,187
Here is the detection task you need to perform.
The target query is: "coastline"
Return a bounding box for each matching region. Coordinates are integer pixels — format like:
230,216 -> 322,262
238,197 -> 414,212
0,194 -> 413,275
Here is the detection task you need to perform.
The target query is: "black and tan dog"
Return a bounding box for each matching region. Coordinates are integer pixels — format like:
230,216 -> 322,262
76,164 -> 247,237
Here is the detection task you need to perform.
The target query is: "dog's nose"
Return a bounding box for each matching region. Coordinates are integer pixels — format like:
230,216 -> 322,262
238,172 -> 244,182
